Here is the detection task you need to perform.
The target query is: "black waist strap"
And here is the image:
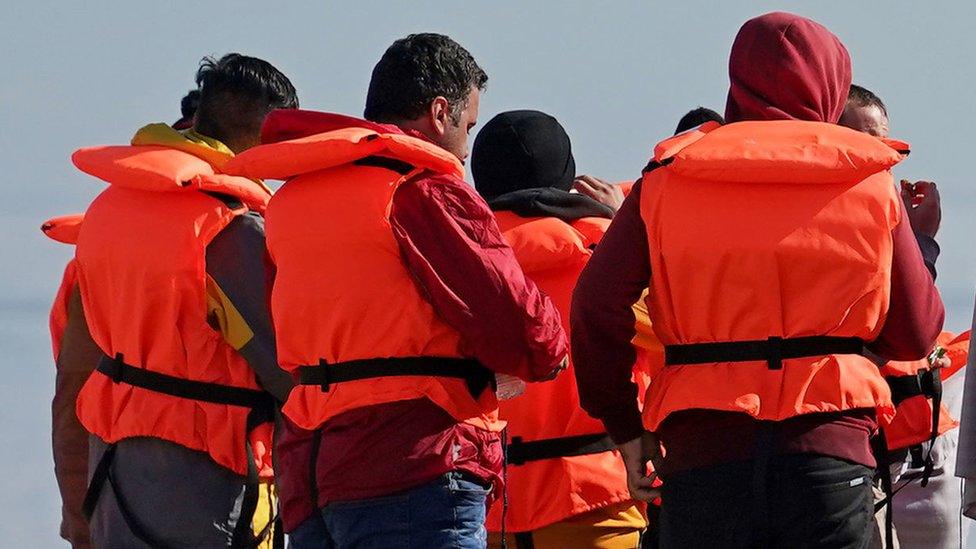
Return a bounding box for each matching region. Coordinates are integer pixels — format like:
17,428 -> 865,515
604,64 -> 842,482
506,433 -> 616,466
97,354 -> 275,422
297,356 -> 494,398
886,368 -> 941,406
664,336 -> 865,370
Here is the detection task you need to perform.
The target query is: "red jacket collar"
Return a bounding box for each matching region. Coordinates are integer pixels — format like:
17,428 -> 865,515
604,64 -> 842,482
261,109 -> 435,146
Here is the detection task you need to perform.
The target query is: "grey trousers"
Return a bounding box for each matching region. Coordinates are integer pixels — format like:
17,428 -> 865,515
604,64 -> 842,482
87,436 -> 250,548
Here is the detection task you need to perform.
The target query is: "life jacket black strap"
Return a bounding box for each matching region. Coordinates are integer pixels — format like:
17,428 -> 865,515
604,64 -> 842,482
874,430 -> 895,548
82,443 -> 115,523
506,433 -> 616,466
664,336 -> 865,370
923,371 -> 943,487
886,368 -> 942,406
353,155 -> 416,175
97,353 -> 276,415
297,356 -> 495,398
230,440 -> 265,549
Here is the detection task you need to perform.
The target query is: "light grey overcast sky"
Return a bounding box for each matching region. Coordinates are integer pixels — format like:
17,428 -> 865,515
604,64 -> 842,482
2,1 -> 974,545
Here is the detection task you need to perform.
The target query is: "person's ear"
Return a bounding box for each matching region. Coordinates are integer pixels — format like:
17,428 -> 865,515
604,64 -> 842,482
429,96 -> 451,139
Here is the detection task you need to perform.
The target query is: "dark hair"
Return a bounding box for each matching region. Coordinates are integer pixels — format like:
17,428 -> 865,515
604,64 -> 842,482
847,84 -> 887,117
674,107 -> 725,134
180,89 -> 201,119
172,90 -> 201,130
193,53 -> 298,144
365,33 -> 488,124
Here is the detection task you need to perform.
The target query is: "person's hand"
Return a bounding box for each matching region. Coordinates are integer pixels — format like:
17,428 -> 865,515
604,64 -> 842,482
617,431 -> 662,502
900,180 -> 941,238
573,175 -> 625,212
933,355 -> 951,370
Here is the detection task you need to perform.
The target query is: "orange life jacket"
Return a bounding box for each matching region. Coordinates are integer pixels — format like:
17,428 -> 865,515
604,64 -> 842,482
880,331 -> 958,451
638,120 -> 907,431
224,126 -> 502,433
485,211 -> 634,532
43,214 -> 84,360
72,144 -> 276,478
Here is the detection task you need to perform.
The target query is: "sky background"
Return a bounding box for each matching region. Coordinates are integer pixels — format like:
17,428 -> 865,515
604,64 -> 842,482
2,1 -> 974,546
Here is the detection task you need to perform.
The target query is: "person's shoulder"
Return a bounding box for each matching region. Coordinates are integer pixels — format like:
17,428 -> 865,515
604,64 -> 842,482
224,210 -> 265,235
398,172 -> 495,224
209,211 -> 265,256
406,172 -> 482,203
411,171 -> 472,193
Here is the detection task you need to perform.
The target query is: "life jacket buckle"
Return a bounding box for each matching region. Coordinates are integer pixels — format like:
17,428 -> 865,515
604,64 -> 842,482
316,358 -> 331,392
917,369 -> 937,398
766,337 -> 783,370
507,436 -> 526,466
102,353 -> 125,383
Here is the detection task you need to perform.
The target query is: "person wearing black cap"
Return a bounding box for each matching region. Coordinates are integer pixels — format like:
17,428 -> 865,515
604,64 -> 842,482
474,110 -> 647,549
474,110 -> 624,218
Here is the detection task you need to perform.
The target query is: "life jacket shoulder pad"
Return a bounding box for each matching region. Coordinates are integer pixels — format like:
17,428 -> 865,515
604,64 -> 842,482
72,145 -> 269,212
225,127 -> 464,182
41,213 -> 84,244
496,212 -> 596,273
656,121 -> 908,184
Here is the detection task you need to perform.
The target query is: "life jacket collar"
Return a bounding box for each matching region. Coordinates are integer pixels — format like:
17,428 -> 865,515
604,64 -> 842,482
224,126 -> 464,181
72,145 -> 270,212
652,120 -> 908,184
496,213 -> 608,273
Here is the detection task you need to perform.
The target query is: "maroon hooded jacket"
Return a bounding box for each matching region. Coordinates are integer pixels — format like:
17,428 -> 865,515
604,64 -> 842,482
571,12 -> 944,476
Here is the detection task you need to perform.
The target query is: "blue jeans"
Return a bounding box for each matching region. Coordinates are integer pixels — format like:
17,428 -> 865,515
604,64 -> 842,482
289,472 -> 489,548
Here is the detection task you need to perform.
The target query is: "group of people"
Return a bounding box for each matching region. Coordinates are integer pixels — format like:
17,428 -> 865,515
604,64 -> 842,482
41,10 -> 974,549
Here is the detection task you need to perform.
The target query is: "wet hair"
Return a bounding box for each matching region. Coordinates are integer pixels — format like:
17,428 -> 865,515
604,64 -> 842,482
193,53 -> 298,143
365,33 -> 487,124
847,84 -> 887,117
675,107 -> 725,134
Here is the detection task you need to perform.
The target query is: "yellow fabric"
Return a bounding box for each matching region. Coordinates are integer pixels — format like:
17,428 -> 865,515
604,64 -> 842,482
252,480 -> 277,549
205,275 -> 255,350
631,289 -> 655,349
488,502 -> 646,549
131,123 -> 234,167
130,123 -> 273,195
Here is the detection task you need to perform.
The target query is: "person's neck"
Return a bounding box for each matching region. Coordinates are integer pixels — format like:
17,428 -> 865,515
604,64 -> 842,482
191,124 -> 254,154
390,118 -> 436,143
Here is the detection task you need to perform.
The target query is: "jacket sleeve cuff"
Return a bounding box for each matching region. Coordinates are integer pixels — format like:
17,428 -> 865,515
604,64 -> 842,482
914,233 -> 940,280
601,406 -> 646,444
